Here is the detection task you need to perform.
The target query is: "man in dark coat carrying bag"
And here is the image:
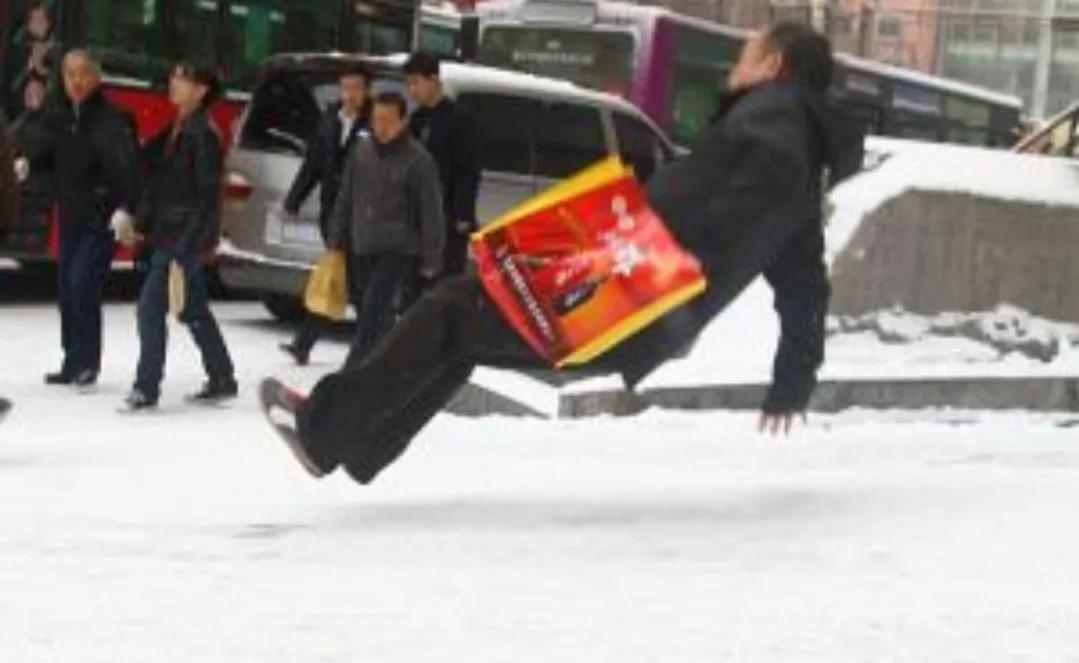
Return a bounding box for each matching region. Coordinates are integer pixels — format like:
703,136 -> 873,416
260,23 -> 866,483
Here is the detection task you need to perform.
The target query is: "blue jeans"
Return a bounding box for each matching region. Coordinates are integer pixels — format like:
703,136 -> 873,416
57,228 -> 114,375
134,251 -> 234,399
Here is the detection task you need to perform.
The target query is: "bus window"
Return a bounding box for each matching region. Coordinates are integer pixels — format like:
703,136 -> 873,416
478,26 -> 634,98
456,92 -> 536,177
533,101 -> 607,179
222,1 -> 340,90
612,112 -> 666,181
944,95 -> 990,145
669,23 -> 741,146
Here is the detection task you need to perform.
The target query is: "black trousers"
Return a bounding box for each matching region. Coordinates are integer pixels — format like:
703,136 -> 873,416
57,227 -> 113,375
343,253 -> 416,368
297,274 -> 548,483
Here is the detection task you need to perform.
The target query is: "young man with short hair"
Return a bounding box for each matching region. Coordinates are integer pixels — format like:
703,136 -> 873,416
403,53 -> 480,280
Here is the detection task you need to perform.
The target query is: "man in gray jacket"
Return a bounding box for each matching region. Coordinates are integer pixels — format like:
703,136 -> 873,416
328,91 -> 445,367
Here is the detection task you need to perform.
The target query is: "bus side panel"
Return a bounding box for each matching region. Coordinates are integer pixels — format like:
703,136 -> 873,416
636,17 -> 676,137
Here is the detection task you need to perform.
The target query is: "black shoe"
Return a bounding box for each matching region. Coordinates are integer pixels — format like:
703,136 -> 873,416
121,389 -> 158,412
45,371 -> 74,385
188,378 -> 239,404
73,369 -> 98,389
279,342 -> 309,367
259,378 -> 328,478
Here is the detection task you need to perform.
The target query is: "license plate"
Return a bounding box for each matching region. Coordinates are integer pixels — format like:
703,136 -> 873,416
265,208 -> 321,246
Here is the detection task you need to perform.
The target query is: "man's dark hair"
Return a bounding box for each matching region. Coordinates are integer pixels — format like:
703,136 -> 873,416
173,60 -> 223,108
340,63 -> 373,85
402,52 -> 440,78
374,91 -> 408,118
764,23 -> 834,93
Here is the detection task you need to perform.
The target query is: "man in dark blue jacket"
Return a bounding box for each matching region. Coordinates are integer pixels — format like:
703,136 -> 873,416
279,65 -> 372,365
262,24 -> 865,483
43,50 -> 140,388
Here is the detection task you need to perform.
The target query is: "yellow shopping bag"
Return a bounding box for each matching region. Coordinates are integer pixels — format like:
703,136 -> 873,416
304,250 -> 348,321
168,261 -> 186,319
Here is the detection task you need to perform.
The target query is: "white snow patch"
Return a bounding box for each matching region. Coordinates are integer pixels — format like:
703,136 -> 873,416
1,302 -> 1079,660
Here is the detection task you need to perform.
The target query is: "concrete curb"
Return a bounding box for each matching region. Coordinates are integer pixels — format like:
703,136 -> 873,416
559,377 -> 1079,418
451,376 -> 1079,419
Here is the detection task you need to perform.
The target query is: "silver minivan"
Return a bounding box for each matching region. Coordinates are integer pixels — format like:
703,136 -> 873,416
218,53 -> 680,320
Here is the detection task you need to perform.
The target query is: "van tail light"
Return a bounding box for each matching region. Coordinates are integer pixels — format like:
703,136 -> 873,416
224,171 -> 255,201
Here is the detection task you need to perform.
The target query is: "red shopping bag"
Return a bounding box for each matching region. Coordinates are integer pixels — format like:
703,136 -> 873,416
471,157 -> 707,367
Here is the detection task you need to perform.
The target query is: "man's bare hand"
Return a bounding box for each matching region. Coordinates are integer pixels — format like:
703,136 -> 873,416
758,411 -> 807,436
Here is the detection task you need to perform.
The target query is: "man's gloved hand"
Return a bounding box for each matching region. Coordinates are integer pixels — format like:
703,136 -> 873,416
758,410 -> 807,437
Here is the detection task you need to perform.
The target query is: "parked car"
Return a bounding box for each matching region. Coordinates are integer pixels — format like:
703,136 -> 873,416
217,52 -> 680,321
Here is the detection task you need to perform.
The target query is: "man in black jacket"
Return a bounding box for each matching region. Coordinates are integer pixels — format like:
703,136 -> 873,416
279,65 -> 372,365
403,53 -> 480,279
44,50 -> 140,388
261,24 -> 865,483
121,62 -> 236,411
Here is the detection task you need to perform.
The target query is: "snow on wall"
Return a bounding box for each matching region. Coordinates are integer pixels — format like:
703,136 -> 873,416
825,137 -> 1079,265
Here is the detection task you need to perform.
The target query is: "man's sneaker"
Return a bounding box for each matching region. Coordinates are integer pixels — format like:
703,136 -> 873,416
73,369 -> 98,390
121,389 -> 158,412
259,378 -> 327,478
279,342 -> 310,367
188,378 -> 239,404
44,371 -> 74,385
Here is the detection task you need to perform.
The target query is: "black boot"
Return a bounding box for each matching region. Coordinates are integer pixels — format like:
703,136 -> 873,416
279,342 -> 309,367
121,389 -> 158,412
187,378 -> 239,404
44,370 -> 74,385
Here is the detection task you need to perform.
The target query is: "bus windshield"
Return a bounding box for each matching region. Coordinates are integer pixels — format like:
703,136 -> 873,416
479,26 -> 635,98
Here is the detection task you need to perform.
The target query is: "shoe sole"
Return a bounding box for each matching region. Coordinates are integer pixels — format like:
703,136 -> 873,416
259,378 -> 324,479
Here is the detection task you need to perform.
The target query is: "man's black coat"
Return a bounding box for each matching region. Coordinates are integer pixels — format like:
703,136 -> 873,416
604,80 -> 864,412
49,88 -> 140,232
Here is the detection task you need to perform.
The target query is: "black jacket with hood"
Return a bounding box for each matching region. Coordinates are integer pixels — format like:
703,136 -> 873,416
602,80 -> 864,412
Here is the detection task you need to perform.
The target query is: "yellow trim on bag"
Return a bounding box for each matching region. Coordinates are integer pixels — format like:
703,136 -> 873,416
556,277 -> 708,367
473,156 -> 632,238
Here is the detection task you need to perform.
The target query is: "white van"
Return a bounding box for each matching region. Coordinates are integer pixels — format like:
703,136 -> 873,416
218,53 -> 680,320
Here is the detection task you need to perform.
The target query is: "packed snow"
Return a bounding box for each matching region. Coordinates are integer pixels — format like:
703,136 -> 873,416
825,137 -> 1079,264
1,298 -> 1079,661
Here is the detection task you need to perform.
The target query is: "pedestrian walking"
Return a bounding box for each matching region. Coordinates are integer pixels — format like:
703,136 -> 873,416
324,91 -> 444,369
42,50 -> 140,388
279,65 -> 373,366
121,62 -> 237,411
403,52 -> 480,282
261,23 -> 864,483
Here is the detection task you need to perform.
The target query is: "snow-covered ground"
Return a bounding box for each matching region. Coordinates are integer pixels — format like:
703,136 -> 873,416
1,300 -> 1079,661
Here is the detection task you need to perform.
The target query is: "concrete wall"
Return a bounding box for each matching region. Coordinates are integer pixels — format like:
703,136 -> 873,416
830,190 -> 1079,322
